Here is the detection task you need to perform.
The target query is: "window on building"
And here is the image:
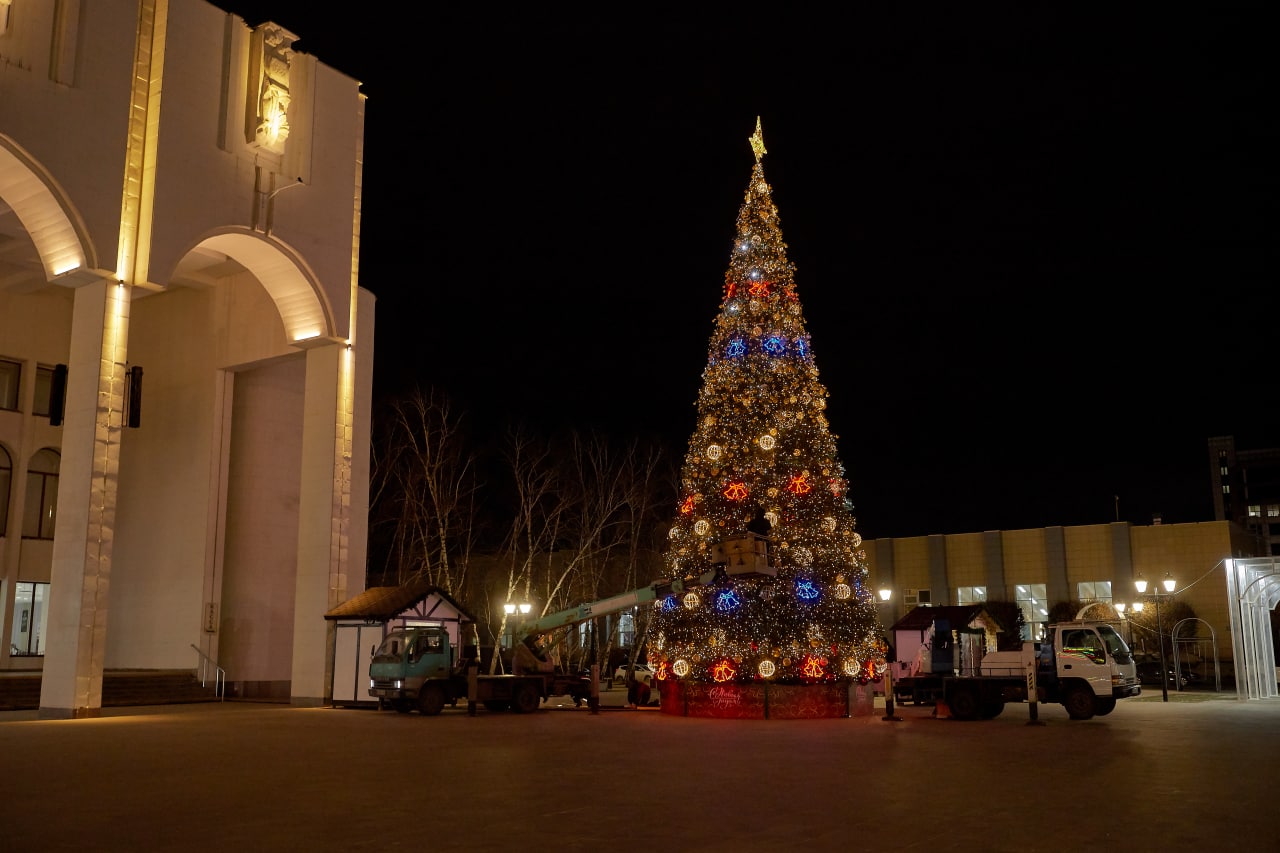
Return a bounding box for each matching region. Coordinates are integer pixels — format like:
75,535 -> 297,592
32,364 -> 54,417
904,588 -> 931,607
956,586 -> 986,604
0,444 -> 10,535
10,581 -> 49,656
1248,505 -> 1261,517
1223,485 -> 1230,495
1268,506 -> 1279,518
1077,581 -> 1112,603
1016,584 -> 1048,641
22,448 -> 59,539
618,611 -> 636,649
0,359 -> 19,411
1220,465 -> 1229,477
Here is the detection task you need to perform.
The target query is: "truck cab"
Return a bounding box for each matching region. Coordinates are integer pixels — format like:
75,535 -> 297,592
369,627 -> 457,712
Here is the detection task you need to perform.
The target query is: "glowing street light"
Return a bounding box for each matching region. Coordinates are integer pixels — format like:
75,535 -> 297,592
1135,573 -> 1177,702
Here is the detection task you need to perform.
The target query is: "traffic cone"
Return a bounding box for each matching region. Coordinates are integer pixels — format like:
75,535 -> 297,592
933,699 -> 951,719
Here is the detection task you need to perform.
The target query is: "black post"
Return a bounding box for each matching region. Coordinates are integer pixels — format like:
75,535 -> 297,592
882,636 -> 901,722
1156,594 -> 1169,703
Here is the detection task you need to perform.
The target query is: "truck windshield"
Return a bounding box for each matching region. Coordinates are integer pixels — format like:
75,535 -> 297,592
374,631 -> 413,658
1095,624 -> 1133,664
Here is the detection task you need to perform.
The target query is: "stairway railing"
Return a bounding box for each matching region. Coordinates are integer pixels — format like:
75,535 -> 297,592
190,644 -> 226,701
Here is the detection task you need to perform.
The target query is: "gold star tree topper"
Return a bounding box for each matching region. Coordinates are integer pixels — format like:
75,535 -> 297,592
749,116 -> 767,162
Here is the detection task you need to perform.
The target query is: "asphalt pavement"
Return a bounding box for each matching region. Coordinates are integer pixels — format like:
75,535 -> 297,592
2,687 -> 1276,852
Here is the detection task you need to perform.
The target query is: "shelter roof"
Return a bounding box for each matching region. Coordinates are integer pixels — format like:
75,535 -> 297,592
890,604 -> 991,633
324,580 -> 473,623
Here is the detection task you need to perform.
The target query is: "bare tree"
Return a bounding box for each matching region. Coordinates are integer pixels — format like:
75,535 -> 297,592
368,388 -> 482,595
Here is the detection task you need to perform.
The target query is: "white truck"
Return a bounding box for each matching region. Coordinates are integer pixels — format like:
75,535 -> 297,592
891,619 -> 1142,720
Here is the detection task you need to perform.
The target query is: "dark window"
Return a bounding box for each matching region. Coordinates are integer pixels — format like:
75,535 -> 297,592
0,359 -> 19,411
22,448 -> 59,539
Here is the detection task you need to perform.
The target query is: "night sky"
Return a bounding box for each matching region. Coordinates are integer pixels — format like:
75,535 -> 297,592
221,3 -> 1275,540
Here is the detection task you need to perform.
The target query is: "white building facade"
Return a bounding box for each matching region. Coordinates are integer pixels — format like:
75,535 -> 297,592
0,0 -> 373,716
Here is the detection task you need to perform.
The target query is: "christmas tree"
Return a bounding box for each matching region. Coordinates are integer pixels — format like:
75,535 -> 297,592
648,118 -> 884,688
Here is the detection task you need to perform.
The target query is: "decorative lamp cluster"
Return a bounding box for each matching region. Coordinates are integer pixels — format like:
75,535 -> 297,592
649,118 -> 884,686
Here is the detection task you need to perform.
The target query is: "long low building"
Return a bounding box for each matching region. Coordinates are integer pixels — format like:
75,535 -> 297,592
867,519 -> 1280,699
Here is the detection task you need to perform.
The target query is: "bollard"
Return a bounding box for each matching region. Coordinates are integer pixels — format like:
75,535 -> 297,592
588,664 -> 600,715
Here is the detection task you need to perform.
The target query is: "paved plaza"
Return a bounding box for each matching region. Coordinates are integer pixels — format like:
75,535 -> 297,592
2,690 -> 1277,852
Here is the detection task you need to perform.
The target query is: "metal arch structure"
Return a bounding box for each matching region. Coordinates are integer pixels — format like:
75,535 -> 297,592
1171,618 -> 1222,693
1225,558 -> 1280,701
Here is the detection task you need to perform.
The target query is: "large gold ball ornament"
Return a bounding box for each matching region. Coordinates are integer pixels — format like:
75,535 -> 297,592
673,660 -> 690,677
834,583 -> 852,600
851,533 -> 862,547
683,592 -> 700,609
758,434 -> 776,451
706,444 -> 722,460
694,520 -> 710,536
668,526 -> 680,540
758,660 -> 776,678
822,516 -> 836,532
842,659 -> 861,677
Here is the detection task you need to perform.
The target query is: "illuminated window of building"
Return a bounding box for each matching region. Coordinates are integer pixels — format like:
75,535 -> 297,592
1223,485 -> 1230,495
1248,505 -> 1261,517
1016,584 -> 1048,641
10,581 -> 49,656
0,359 -> 19,411
1220,465 -> 1229,476
956,586 -> 986,604
1077,581 -> 1112,603
1268,506 -> 1279,518
22,448 -> 59,539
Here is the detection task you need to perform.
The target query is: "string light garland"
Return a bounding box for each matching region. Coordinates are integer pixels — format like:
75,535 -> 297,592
650,118 -> 883,687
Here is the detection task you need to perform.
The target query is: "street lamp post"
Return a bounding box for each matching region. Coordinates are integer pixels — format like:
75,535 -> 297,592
879,587 -> 901,722
1135,573 -> 1177,703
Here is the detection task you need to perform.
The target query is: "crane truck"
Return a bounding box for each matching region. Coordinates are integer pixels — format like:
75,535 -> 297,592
368,568 -> 719,716
891,618 -> 1142,721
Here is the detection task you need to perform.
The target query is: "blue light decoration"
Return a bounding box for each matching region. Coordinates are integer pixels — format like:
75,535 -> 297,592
793,336 -> 809,358
762,336 -> 786,355
661,595 -> 678,613
726,337 -> 748,358
795,579 -> 820,601
715,589 -> 742,612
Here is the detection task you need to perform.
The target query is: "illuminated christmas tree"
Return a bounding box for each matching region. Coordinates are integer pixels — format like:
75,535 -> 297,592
648,118 -> 883,688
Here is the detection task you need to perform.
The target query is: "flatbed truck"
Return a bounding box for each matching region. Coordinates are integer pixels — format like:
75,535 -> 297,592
891,619 -> 1142,720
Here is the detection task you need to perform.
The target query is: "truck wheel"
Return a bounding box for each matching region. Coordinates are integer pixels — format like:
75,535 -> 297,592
1094,697 -> 1117,717
1063,686 -> 1096,720
512,683 -> 540,714
392,699 -> 412,714
948,685 -> 981,721
418,684 -> 445,716
980,698 -> 1005,719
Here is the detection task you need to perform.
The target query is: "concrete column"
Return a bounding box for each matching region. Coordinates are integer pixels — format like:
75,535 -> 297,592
289,343 -> 352,705
39,277 -> 131,718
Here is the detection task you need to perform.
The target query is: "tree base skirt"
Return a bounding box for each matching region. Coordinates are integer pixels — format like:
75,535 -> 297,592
656,679 -> 874,719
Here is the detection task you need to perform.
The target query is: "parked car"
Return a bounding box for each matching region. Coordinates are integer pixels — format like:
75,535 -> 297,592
613,663 -> 656,687
1137,660 -> 1188,688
